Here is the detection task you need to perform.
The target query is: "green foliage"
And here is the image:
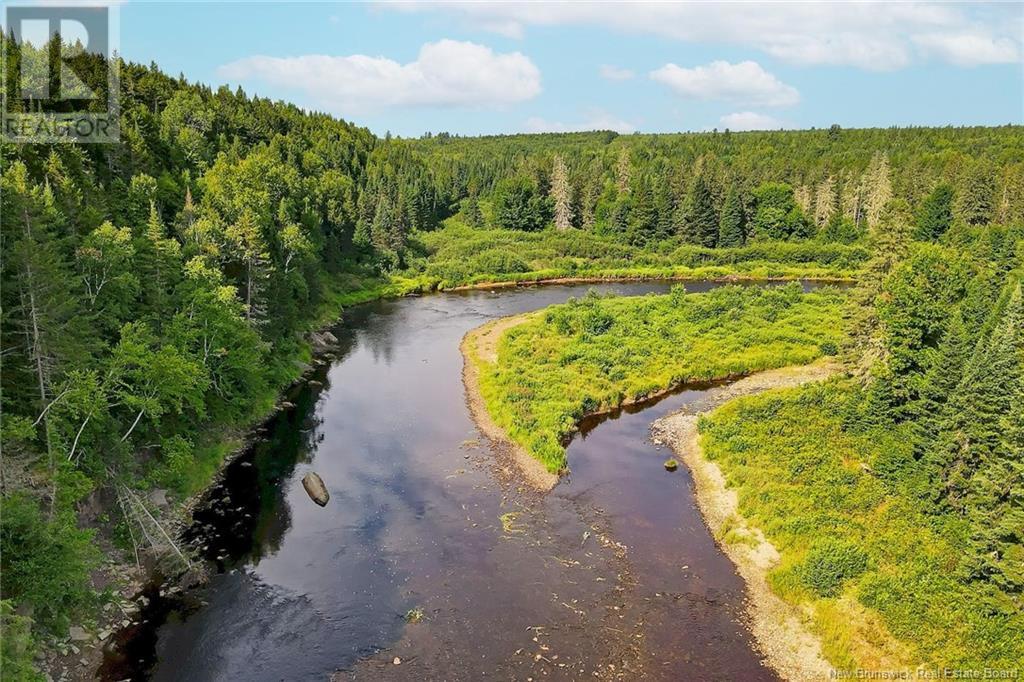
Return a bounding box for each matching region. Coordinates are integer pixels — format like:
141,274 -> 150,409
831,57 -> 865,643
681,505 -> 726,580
700,223 -> 1023,668
1,600 -> 43,682
492,175 -> 551,231
750,182 -> 810,241
476,284 -> 847,471
416,221 -> 867,288
717,186 -> 746,248
0,493 -> 99,635
915,184 -> 954,241
818,214 -> 864,244
685,173 -> 719,247
701,381 -> 1024,668
799,539 -> 869,597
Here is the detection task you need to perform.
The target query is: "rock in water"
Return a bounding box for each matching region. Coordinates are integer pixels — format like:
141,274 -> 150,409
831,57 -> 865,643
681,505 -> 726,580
302,472 -> 330,506
663,458 -> 679,472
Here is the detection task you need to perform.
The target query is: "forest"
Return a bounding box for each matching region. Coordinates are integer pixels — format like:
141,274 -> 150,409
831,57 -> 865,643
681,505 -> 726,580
1,37 -> 1023,677
471,221 -> 1023,667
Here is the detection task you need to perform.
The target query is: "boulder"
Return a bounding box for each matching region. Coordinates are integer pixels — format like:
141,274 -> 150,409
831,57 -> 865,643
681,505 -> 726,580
302,472 -> 330,507
147,489 -> 169,508
663,458 -> 679,472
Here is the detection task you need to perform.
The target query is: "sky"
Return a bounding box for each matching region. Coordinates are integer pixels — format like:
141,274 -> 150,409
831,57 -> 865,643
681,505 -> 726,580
107,2 -> 1024,136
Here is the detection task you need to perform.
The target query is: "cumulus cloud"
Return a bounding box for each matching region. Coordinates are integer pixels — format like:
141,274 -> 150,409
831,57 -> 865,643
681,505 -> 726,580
718,111 -> 787,131
383,2 -> 1021,71
651,60 -> 799,107
217,39 -> 541,113
912,32 -> 1021,67
599,64 -> 634,81
524,110 -> 636,134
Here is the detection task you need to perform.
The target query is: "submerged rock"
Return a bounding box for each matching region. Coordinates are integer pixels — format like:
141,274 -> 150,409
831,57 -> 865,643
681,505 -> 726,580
302,472 -> 330,506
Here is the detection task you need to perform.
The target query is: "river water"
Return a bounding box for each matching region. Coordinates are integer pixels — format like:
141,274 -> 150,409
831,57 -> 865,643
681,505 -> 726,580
104,281 -> 821,681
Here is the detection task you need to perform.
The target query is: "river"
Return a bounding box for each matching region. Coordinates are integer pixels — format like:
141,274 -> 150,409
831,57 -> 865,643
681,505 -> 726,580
104,280 -> 826,681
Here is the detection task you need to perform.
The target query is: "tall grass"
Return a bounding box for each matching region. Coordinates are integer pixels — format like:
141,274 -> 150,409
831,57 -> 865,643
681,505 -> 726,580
700,381 -> 1024,670
411,221 -> 866,289
476,283 -> 848,472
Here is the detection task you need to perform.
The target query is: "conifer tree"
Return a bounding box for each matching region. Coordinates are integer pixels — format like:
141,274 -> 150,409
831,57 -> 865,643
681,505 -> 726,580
550,155 -> 573,231
915,184 -> 954,241
957,161 -> 996,226
687,174 -> 719,247
627,175 -> 657,245
718,186 -> 746,247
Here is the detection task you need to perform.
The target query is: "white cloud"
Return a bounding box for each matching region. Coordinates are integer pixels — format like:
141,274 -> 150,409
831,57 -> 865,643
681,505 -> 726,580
599,64 -> 634,81
524,110 -> 636,134
383,2 -> 1021,71
217,39 -> 541,113
912,32 -> 1021,67
651,60 -> 799,107
718,111 -> 787,131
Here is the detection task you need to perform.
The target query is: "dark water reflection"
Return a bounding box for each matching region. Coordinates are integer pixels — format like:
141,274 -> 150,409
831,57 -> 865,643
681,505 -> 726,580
106,281 -> 836,681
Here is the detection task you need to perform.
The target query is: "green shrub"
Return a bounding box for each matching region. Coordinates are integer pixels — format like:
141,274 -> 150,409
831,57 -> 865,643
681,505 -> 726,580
799,538 -> 869,597
0,600 -> 43,681
0,493 -> 99,635
477,285 -> 847,471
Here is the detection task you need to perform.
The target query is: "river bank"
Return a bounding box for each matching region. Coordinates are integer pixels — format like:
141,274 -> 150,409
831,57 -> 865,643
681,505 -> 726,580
92,274 -> 847,675
461,311 -> 843,679
651,361 -> 840,680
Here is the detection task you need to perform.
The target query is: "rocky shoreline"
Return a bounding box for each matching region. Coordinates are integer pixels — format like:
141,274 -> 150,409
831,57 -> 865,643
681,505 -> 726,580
651,361 -> 841,681
460,308 -> 840,680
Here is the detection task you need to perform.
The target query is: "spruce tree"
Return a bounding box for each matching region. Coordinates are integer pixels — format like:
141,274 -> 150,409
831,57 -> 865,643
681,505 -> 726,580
627,175 -> 657,245
915,184 -> 954,241
718,186 -> 746,247
687,174 -> 719,247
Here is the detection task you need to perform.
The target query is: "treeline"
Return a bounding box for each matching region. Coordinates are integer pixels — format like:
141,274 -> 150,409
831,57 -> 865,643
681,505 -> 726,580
2,32 -> 1023,676
865,221 -> 1023,604
696,220 -> 1023,667
0,37 -> 396,660
391,126 -> 1024,247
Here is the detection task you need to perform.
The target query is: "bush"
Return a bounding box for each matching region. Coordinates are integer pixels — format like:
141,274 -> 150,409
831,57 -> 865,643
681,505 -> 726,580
0,600 -> 43,681
469,249 -> 530,275
799,538 -> 869,597
0,493 -> 99,635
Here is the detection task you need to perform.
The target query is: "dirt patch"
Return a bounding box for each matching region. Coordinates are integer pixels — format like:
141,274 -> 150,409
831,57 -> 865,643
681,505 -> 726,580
651,360 -> 840,681
461,313 -> 559,491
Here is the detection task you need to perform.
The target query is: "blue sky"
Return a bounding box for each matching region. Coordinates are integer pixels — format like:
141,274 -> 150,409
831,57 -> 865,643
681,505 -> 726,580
114,1 -> 1022,137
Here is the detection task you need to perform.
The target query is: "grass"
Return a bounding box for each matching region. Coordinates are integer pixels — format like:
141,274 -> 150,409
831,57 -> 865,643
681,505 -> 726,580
699,381 -> 1024,670
409,220 -> 867,289
475,283 -> 849,472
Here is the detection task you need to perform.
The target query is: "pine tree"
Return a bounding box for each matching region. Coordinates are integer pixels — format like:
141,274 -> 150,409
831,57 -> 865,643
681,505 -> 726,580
717,186 -> 746,247
957,161 -> 996,226
941,284 -> 1024,589
934,284 -> 1022,512
914,309 -> 971,441
627,175 -> 657,245
464,196 -> 484,227
687,174 -> 719,247
550,155 -> 573,231
915,184 -> 954,241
